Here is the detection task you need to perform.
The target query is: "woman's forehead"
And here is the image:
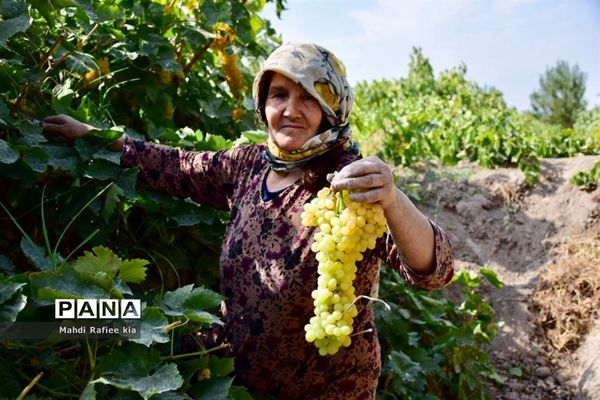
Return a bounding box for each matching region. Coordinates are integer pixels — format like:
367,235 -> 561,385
269,72 -> 307,92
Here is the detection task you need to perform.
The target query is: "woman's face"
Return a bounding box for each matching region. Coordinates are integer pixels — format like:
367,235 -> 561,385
264,72 -> 323,152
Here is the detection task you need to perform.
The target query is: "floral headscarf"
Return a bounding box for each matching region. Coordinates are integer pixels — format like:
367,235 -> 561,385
252,42 -> 359,171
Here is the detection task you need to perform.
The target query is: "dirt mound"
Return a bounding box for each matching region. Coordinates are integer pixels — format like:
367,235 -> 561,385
411,155 -> 600,399
573,321 -> 600,399
532,235 -> 600,353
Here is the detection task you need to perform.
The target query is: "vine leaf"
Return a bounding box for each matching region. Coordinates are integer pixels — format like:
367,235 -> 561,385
20,237 -> 53,271
118,258 -> 149,283
73,246 -> 121,277
93,344 -> 183,399
102,183 -> 124,222
0,7 -> 31,46
70,246 -> 147,296
154,284 -> 224,326
0,255 -> 16,275
480,267 -> 504,289
30,265 -> 108,304
131,306 -> 170,347
80,381 -> 96,400
0,139 -> 20,165
0,279 -> 27,323
189,376 -> 234,400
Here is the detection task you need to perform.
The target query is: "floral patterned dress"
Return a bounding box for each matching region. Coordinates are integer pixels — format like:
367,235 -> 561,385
121,138 -> 454,400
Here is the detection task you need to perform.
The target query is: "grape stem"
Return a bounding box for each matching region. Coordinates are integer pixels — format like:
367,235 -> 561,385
351,328 -> 373,337
335,190 -> 347,214
344,295 -> 392,314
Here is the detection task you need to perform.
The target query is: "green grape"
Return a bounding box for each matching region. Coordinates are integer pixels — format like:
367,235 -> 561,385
301,186 -> 387,355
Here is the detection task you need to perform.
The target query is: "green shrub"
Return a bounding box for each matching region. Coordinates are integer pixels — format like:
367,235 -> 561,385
0,0 -> 281,398
351,47 -> 599,184
376,268 -> 504,400
570,159 -> 600,191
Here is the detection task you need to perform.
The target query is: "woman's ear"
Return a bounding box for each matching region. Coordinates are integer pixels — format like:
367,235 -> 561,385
257,71 -> 274,124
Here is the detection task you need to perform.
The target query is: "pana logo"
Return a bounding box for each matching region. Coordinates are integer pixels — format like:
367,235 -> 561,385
55,299 -> 142,319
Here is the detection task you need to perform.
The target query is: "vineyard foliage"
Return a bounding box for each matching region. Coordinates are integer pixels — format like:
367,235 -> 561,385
376,268 -> 504,400
0,0 -> 574,399
351,48 -> 600,184
1,0 -> 281,398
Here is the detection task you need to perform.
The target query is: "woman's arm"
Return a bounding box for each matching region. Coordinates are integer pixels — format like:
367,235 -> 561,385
42,114 -> 251,210
329,156 -> 436,274
42,114 -> 124,151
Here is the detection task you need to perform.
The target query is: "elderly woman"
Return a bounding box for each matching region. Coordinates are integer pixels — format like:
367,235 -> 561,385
43,43 -> 454,399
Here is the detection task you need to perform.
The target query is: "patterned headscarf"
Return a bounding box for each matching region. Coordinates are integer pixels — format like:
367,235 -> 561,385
252,42 -> 359,171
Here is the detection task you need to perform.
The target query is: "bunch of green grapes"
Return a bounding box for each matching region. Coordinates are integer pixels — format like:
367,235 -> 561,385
301,187 -> 387,356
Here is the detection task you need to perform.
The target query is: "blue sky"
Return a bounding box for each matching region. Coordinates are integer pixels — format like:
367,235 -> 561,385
260,0 -> 600,112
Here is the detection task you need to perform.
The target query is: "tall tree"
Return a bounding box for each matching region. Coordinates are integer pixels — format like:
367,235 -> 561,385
530,61 -> 587,128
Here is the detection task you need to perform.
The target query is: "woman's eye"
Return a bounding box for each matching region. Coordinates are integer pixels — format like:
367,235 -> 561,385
269,91 -> 285,98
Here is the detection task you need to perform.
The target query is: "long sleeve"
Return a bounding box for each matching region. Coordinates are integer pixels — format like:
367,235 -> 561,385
377,220 -> 454,291
120,137 -> 258,210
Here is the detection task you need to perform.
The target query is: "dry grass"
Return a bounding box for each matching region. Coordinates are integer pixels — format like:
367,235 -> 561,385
532,233 -> 600,352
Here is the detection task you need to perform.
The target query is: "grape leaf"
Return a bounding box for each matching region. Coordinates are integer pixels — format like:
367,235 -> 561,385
80,381 -> 96,400
480,267 -> 504,289
73,246 -> 121,277
0,280 -> 25,304
183,287 -> 224,310
189,377 -> 234,400
0,139 -> 20,165
152,392 -> 188,400
0,255 -> 16,275
93,344 -> 183,399
228,386 -> 255,400
130,307 -> 169,347
102,183 -> 124,222
0,14 -> 32,46
208,356 -> 234,378
118,258 -> 148,283
20,238 -> 53,271
155,285 -> 223,325
0,280 -> 27,323
30,265 -> 109,304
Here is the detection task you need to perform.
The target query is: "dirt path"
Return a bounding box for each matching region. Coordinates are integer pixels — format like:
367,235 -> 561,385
414,155 -> 600,399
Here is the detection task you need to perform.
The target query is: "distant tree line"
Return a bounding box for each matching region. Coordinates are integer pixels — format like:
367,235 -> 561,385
530,60 -> 589,128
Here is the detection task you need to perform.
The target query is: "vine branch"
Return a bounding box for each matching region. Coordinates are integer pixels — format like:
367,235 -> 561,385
16,372 -> 43,400
183,42 -> 211,75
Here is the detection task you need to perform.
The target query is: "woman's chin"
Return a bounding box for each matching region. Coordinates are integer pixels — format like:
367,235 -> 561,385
273,139 -> 303,152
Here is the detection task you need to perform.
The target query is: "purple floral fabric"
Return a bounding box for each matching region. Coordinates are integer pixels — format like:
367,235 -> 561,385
121,138 -> 454,399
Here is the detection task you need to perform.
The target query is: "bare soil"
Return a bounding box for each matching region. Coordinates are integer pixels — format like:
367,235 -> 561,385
413,155 -> 600,399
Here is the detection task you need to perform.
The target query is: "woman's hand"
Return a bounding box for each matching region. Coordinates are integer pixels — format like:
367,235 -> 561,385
331,156 -> 436,274
329,156 -> 397,211
41,114 -> 95,143
42,114 -> 124,151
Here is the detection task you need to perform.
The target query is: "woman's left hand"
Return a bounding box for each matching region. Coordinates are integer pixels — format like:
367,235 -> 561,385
331,156 -> 437,273
329,156 -> 398,211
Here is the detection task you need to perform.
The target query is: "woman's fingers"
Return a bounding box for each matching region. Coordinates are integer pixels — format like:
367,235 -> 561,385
41,114 -> 92,141
331,157 -> 393,190
42,114 -> 70,124
347,187 -> 388,203
336,158 -> 387,178
41,121 -> 74,141
328,156 -> 397,206
331,173 -> 386,190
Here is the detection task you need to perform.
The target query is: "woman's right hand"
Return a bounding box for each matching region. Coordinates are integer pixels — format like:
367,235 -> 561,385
41,114 -> 95,143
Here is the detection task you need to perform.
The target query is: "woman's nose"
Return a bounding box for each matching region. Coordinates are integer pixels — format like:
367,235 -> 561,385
283,95 -> 301,118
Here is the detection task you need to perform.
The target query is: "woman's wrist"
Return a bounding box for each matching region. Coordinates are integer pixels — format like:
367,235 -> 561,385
109,135 -> 126,152
384,189 -> 436,274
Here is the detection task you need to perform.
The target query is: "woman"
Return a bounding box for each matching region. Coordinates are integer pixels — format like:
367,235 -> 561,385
43,42 -> 454,399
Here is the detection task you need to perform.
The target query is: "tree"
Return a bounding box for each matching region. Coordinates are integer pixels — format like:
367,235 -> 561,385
530,60 -> 587,128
